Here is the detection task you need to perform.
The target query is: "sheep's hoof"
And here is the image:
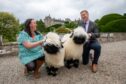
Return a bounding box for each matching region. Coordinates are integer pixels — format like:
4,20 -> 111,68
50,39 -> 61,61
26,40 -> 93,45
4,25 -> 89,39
73,64 -> 79,68
73,60 -> 79,68
47,72 -> 52,75
52,72 -> 57,76
65,60 -> 73,69
66,65 -> 72,69
46,68 -> 52,76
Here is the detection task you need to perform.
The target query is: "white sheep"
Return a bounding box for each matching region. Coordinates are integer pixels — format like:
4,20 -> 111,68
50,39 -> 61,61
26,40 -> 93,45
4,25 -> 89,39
62,26 -> 88,69
43,32 -> 65,76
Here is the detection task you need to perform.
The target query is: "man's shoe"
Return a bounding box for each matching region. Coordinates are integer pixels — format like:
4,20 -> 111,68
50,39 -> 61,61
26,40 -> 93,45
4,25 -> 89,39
82,62 -> 88,65
92,64 -> 97,73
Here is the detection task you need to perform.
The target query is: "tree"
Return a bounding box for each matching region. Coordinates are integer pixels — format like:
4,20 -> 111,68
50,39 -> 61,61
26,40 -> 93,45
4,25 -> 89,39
19,19 -> 47,33
19,23 -> 25,31
36,19 -> 46,33
0,12 -> 20,42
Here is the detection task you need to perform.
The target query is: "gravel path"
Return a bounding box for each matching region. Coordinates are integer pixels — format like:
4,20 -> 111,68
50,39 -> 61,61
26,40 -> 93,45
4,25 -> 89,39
0,41 -> 126,84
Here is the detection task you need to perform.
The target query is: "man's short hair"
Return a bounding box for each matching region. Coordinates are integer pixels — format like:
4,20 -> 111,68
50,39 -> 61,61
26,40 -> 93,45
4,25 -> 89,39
80,10 -> 89,14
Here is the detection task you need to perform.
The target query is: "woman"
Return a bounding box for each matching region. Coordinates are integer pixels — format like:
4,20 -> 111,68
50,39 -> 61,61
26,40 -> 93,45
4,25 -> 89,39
17,19 -> 45,78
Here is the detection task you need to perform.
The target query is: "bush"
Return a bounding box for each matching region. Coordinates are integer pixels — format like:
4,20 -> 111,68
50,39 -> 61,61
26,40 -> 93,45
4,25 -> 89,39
101,19 -> 126,32
98,13 -> 126,32
55,27 -> 71,33
98,13 -> 122,26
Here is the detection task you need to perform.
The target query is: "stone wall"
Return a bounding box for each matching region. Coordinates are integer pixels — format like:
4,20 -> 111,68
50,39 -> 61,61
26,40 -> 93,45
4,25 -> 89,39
0,33 -> 126,56
0,42 -> 18,56
99,33 -> 126,43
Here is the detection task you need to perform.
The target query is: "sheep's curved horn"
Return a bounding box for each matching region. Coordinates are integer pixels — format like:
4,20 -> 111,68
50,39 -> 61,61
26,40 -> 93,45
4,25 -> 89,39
70,31 -> 74,38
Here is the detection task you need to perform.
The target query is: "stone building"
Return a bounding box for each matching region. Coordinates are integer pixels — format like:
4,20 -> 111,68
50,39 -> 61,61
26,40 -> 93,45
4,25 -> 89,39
44,15 -> 65,27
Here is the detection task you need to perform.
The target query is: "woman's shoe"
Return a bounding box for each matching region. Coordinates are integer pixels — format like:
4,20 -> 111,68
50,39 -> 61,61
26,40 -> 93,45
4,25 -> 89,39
24,67 -> 29,76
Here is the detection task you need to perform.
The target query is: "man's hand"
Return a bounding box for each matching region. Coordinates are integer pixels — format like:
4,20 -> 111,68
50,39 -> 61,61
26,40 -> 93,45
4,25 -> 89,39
88,33 -> 92,37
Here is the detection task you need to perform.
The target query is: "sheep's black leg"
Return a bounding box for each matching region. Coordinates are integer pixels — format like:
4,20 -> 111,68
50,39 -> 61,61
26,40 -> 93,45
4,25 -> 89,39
73,59 -> 79,68
46,66 -> 52,75
54,68 -> 58,74
52,67 -> 58,76
65,59 -> 73,69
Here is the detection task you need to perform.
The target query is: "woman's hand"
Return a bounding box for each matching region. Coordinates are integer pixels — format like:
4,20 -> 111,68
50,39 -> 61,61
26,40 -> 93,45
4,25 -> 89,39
38,39 -> 45,45
23,40 -> 45,49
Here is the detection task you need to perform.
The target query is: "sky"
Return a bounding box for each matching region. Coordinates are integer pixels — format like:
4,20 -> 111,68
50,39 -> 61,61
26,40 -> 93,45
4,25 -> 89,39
0,0 -> 126,23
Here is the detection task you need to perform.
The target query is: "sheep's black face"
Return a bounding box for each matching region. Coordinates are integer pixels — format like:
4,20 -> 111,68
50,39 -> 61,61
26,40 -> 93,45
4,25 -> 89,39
44,44 -> 59,54
73,35 -> 86,44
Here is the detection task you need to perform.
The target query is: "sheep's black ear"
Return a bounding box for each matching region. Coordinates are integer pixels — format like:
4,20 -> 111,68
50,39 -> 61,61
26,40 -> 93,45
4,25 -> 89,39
70,32 -> 74,38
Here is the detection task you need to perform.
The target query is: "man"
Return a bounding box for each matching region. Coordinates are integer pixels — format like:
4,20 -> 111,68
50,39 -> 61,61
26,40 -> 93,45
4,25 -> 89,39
79,10 -> 101,73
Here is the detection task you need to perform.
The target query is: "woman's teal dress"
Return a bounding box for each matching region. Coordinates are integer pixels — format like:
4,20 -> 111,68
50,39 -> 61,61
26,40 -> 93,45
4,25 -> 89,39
17,31 -> 44,65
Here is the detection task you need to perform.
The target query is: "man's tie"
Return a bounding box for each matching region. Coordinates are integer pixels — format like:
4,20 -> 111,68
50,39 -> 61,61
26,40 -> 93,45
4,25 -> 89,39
84,22 -> 86,31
